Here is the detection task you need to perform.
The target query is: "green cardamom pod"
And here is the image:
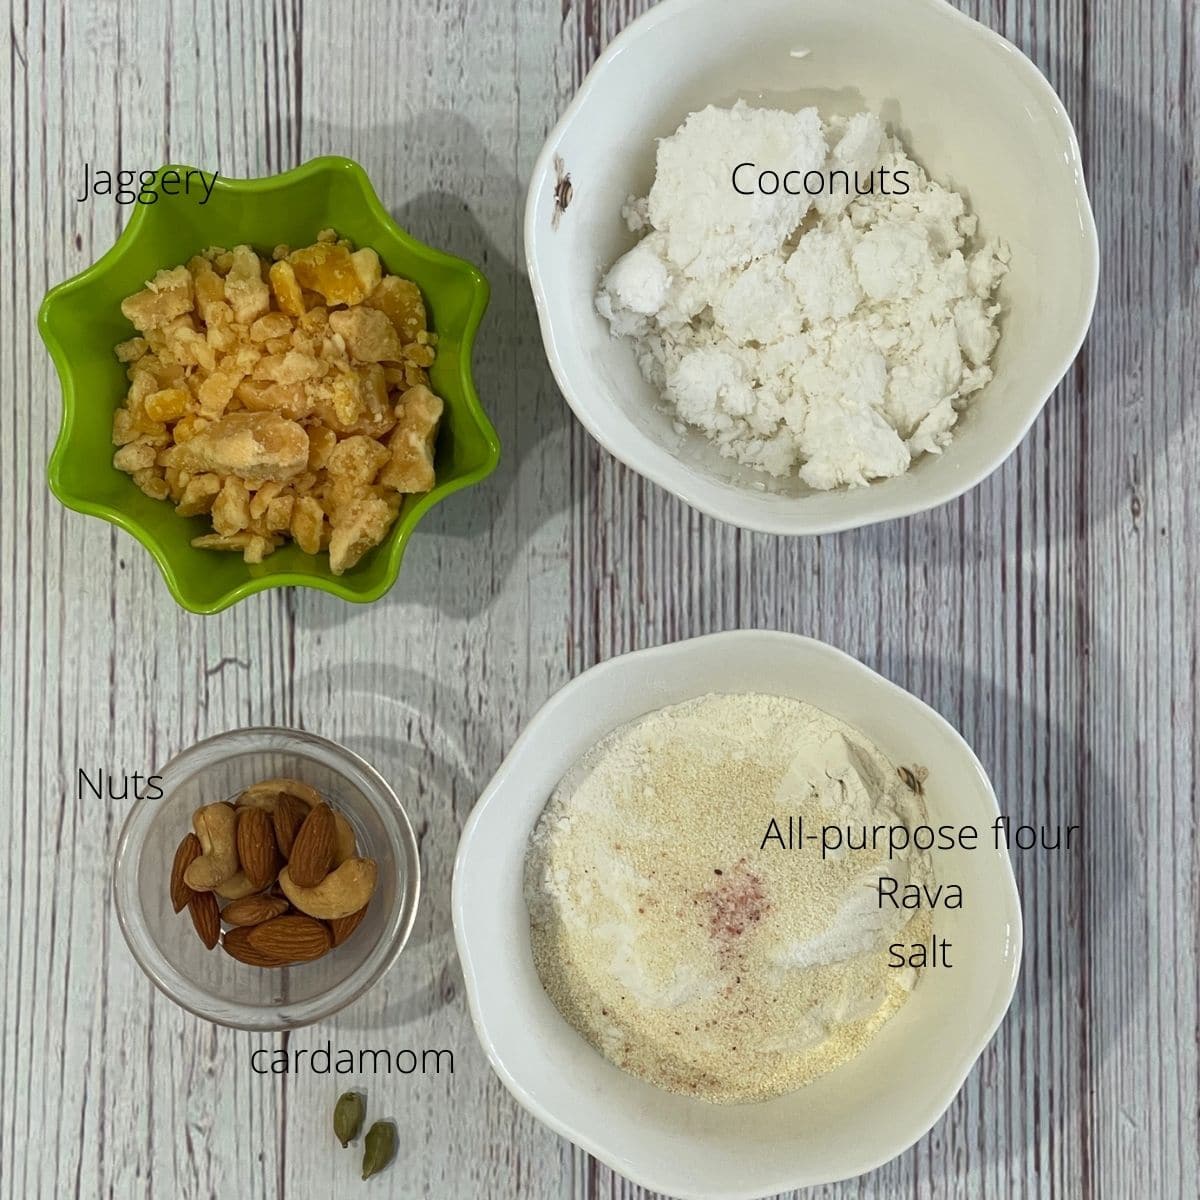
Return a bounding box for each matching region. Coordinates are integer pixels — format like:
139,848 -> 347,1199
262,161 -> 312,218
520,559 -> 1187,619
361,1120 -> 397,1180
333,1091 -> 365,1148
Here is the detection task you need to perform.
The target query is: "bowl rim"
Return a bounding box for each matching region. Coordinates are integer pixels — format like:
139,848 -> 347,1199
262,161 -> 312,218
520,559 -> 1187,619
40,155 -> 499,614
452,629 -> 1024,1197
113,725 -> 422,1031
523,0 -> 1101,535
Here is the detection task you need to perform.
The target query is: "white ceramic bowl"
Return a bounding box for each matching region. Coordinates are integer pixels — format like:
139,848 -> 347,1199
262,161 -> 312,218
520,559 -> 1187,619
453,632 -> 1022,1197
525,0 -> 1099,534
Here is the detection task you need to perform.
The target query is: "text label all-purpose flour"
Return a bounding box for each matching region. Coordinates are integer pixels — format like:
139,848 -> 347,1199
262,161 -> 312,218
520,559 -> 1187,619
523,693 -> 933,1104
596,103 -> 1009,489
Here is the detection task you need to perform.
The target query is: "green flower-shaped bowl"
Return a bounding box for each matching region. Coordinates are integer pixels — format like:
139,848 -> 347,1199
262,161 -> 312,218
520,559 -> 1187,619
40,157 -> 497,614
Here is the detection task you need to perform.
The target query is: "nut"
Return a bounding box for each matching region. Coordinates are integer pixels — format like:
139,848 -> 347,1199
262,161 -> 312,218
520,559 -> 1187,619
247,914 -> 332,963
236,806 -> 279,890
332,812 -> 357,865
272,792 -> 310,858
183,802 -> 239,891
279,858 -> 378,921
328,901 -> 370,947
221,894 -> 289,927
187,890 -> 221,950
222,926 -> 288,967
238,777 -> 321,812
169,832 -> 201,913
170,780 -> 375,969
213,871 -> 262,900
289,802 -> 336,887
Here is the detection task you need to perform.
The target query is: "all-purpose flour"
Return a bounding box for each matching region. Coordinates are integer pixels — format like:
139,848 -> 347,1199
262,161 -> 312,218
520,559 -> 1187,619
524,693 -> 933,1103
596,103 -> 1010,489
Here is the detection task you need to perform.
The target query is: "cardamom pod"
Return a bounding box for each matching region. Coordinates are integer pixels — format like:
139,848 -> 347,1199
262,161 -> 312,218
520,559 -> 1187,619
361,1120 -> 397,1180
333,1091 -> 365,1148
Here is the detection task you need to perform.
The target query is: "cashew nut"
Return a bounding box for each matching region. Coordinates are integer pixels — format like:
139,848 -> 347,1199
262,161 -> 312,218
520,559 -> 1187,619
184,802 -> 239,891
213,871 -> 262,900
236,777 -> 321,812
278,858 -> 378,920
333,812 -> 357,865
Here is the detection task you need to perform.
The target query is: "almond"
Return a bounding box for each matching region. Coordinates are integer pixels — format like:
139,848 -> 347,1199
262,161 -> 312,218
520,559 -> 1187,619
237,806 -> 279,890
170,832 -> 201,913
188,890 -> 221,950
247,914 -> 332,963
288,802 -> 336,887
221,893 -> 289,927
328,901 -> 370,948
222,926 -> 289,967
272,792 -> 310,858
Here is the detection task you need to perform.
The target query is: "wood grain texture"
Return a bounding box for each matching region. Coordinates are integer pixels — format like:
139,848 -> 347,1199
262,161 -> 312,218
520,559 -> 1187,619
0,0 -> 1195,1197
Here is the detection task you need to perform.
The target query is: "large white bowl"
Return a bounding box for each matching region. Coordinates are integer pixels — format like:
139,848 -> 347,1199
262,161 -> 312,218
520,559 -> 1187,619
453,632 -> 1022,1198
525,0 -> 1099,534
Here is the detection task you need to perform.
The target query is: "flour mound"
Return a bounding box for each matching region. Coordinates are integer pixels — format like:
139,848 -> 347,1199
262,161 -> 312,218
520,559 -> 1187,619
523,692 -> 933,1104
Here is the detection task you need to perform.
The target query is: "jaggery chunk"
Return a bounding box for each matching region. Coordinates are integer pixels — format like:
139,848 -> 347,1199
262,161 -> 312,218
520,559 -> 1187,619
256,349 -> 326,385
188,257 -> 227,323
211,477 -> 252,536
224,245 -> 271,325
351,248 -> 382,297
327,435 -> 390,485
297,305 -> 329,335
190,530 -> 279,563
113,439 -> 160,473
250,311 -> 294,342
367,276 -> 427,343
143,387 -> 191,423
290,495 -> 326,555
264,494 -> 294,532
379,385 -> 443,493
268,260 -> 306,317
307,425 -> 337,471
327,492 -> 396,576
120,266 -> 194,332
175,473 -> 223,516
180,413 -> 309,482
169,324 -> 217,372
111,231 -> 443,572
288,243 -> 370,306
328,307 -> 405,363
196,370 -> 240,419
320,371 -> 365,433
249,480 -> 285,521
131,467 -> 170,501
173,414 -> 209,444
112,409 -> 140,446
237,380 -> 310,421
115,337 -> 148,363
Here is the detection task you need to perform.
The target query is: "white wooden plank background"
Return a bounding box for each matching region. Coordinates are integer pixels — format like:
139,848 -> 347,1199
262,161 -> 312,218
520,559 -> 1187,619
1,0 -> 1196,1196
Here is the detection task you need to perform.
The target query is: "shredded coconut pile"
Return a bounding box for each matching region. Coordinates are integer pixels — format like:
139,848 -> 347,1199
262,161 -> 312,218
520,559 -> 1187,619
596,102 -> 1010,489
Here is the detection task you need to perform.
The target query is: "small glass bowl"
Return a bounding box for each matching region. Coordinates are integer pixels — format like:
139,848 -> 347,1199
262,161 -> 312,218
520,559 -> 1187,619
114,727 -> 420,1030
